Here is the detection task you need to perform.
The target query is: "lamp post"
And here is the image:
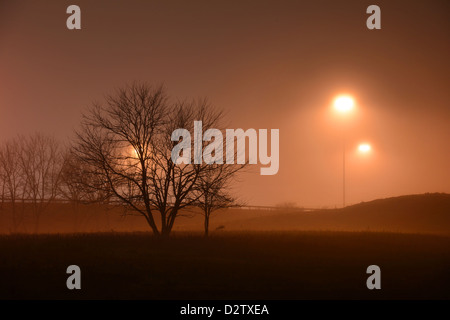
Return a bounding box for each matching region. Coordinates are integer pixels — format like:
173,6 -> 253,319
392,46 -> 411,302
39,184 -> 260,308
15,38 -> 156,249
343,139 -> 346,207
333,95 -> 355,208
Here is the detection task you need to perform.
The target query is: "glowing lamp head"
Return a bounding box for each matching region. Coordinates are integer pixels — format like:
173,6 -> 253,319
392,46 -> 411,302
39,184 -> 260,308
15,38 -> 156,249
358,143 -> 371,153
334,95 -> 355,113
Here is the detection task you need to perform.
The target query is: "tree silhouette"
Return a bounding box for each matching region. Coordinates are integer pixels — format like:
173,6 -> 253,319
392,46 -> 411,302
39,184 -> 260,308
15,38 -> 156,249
195,163 -> 243,236
73,83 -> 229,237
19,134 -> 64,233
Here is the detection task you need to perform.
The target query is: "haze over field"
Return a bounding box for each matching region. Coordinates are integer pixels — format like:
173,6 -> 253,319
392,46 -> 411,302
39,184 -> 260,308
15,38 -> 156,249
1,0 -> 449,207
1,193 -> 449,235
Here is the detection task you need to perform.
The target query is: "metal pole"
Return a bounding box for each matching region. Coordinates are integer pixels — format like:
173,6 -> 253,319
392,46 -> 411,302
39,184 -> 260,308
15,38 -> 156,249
343,139 -> 346,208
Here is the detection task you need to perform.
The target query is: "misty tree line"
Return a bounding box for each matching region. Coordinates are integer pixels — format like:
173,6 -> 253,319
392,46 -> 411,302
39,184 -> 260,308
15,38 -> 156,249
0,83 -> 244,236
0,134 -> 109,233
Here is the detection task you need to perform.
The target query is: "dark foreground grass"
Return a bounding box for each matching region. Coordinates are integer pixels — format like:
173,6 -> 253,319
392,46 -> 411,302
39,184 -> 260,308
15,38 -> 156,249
0,231 -> 449,299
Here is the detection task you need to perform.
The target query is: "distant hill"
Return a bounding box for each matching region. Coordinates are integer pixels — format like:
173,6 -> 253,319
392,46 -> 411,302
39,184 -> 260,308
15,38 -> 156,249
202,193 -> 450,235
346,193 -> 450,214
333,193 -> 450,234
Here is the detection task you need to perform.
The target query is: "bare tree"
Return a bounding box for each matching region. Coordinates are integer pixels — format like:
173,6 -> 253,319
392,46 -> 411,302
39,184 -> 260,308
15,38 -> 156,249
188,114 -> 246,237
19,134 -> 64,233
59,152 -> 84,204
58,152 -> 105,231
195,163 -> 243,236
59,151 -> 111,204
73,83 -> 167,235
148,99 -> 226,236
0,139 -> 28,232
73,83 -> 226,237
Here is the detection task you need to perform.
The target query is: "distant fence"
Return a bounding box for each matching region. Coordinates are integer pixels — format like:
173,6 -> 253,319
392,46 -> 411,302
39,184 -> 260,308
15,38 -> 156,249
238,205 -> 319,212
0,199 -> 321,212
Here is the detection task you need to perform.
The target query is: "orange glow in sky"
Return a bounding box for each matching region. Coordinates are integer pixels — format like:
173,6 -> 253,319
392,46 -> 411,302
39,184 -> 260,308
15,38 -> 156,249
0,1 -> 449,208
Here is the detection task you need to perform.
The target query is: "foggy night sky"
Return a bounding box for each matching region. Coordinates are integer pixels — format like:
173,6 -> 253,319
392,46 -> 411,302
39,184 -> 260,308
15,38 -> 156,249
0,0 -> 449,207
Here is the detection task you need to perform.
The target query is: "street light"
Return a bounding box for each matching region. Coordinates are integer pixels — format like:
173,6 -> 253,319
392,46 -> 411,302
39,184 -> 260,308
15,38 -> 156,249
334,95 -> 355,113
358,143 -> 371,153
333,95 -> 355,208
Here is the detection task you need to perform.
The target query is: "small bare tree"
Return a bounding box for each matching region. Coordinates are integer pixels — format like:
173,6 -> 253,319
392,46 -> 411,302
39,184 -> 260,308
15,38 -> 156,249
59,151 -> 112,231
0,139 -> 28,232
59,151 -> 112,204
19,134 -> 64,233
195,164 -> 243,236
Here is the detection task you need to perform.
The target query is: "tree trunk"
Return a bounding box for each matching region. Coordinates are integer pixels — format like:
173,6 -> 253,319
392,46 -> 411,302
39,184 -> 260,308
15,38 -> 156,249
160,225 -> 171,238
204,211 -> 210,237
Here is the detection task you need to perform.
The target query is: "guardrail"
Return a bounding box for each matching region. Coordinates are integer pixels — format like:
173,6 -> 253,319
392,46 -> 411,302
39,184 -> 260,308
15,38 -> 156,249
0,199 -> 321,212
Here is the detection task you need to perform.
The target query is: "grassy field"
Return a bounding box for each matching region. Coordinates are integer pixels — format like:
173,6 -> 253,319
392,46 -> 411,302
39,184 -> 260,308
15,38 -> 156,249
1,231 -> 449,300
